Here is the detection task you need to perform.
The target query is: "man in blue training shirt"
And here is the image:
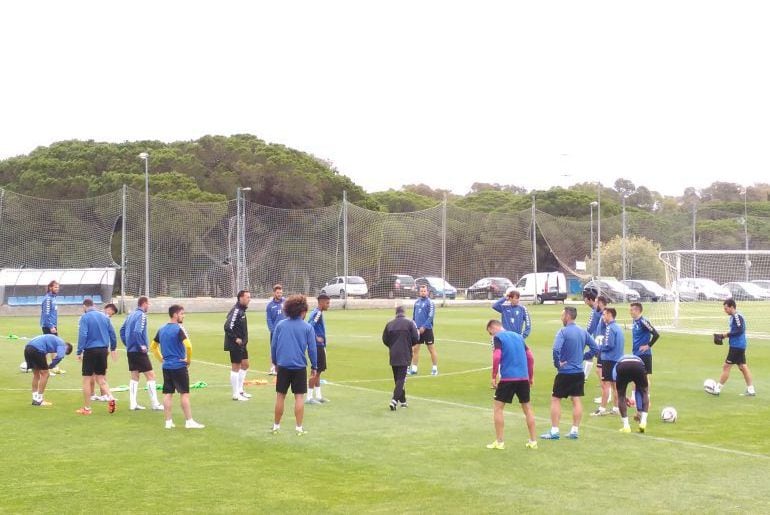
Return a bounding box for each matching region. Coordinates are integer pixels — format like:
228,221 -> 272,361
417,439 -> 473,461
541,307 -> 599,440
24,334 -> 72,406
76,298 -> 118,415
265,284 -> 286,375
40,280 -> 59,335
629,302 -> 660,417
271,294 -> 318,436
614,354 -> 650,434
492,288 -> 532,339
410,284 -> 438,376
150,305 -> 204,429
485,319 -> 537,450
591,307 -> 624,417
120,296 -> 162,411
582,290 -> 600,378
306,294 -> 331,404
709,298 -> 755,396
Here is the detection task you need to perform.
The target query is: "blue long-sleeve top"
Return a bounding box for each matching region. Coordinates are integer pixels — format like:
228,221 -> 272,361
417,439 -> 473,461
413,297 -> 435,330
40,292 -> 58,329
552,322 -> 599,374
631,316 -> 660,356
586,306 -> 602,336
266,298 -> 286,334
77,308 -> 117,355
120,308 -> 149,353
28,334 -> 68,368
271,318 -> 318,370
599,320 -> 625,362
307,307 -> 326,347
726,313 -> 747,349
492,298 -> 531,338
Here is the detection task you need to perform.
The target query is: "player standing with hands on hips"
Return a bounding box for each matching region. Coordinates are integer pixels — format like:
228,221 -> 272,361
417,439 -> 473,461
708,298 -> 755,397
40,280 -> 59,335
121,296 -> 163,411
306,294 -> 331,404
410,284 -> 438,376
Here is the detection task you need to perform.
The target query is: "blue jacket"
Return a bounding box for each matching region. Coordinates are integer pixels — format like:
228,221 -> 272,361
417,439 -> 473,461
726,313 -> 747,349
600,320 -> 625,362
151,323 -> 191,370
492,298 -> 531,338
40,292 -> 58,329
271,318 -> 318,370
307,307 -> 326,347
413,297 -> 435,330
77,308 -> 117,355
266,298 -> 286,334
552,322 -> 599,374
492,331 -> 532,381
28,334 -> 68,368
631,316 -> 660,356
586,306 -> 602,336
120,308 -> 149,353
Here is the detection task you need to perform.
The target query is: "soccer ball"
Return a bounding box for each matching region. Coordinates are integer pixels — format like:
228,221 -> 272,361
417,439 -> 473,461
661,406 -> 678,423
703,378 -> 717,394
19,361 -> 29,373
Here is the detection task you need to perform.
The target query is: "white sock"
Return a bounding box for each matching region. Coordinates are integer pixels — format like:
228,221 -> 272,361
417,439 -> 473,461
147,380 -> 159,405
295,425 -> 303,432
230,371 -> 240,398
551,426 -> 559,434
622,417 -> 630,428
640,412 -> 648,424
716,383 -> 723,392
748,385 -> 756,394
412,365 -> 417,373
306,390 -> 314,400
583,360 -> 593,377
570,426 -> 579,434
432,365 -> 437,371
129,379 -> 139,406
314,386 -> 321,399
238,369 -> 247,394
273,423 -> 280,430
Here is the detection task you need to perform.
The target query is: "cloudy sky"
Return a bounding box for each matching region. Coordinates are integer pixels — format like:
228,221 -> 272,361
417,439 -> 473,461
3,1 -> 769,196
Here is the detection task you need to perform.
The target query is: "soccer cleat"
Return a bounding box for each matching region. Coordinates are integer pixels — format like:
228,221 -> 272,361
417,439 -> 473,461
431,367 -> 438,376
270,426 -> 280,434
239,392 -> 252,399
619,426 -> 631,433
296,428 -> 308,436
610,407 -> 620,415
165,420 -> 176,429
76,407 -> 92,415
232,395 -> 250,402
590,408 -> 609,417
567,431 -> 579,440
525,441 -> 538,450
638,423 -> 647,433
151,404 -> 164,411
305,398 -> 320,405
398,401 -> 409,408
32,400 -> 52,407
705,389 -> 720,396
131,404 -> 146,411
389,401 -> 397,411
108,399 -> 116,413
741,390 -> 756,397
486,440 -> 505,450
185,420 -> 205,429
90,395 -> 100,401
540,432 -> 560,440
317,397 -> 330,403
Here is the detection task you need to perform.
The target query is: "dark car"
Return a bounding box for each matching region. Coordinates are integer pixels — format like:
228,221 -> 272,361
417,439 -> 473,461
369,274 -> 418,298
415,276 -> 457,300
584,278 -> 640,304
622,280 -> 674,302
466,277 -> 514,300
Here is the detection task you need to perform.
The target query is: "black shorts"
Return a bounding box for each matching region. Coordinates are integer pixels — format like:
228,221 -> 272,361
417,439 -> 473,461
726,347 -> 747,365
495,380 -> 531,404
276,367 -> 308,395
614,360 -> 648,397
316,346 -> 327,372
552,373 -> 585,398
418,328 -> 435,345
82,348 -> 109,376
601,360 -> 617,381
639,354 -> 653,374
162,367 -> 190,394
24,346 -> 49,371
127,352 -> 153,373
228,343 -> 248,363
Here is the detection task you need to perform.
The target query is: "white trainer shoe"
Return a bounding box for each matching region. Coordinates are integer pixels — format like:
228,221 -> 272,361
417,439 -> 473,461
185,419 -> 205,429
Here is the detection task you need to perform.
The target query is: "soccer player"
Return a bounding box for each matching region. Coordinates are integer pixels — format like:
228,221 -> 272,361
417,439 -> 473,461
410,284 -> 438,376
708,299 -> 755,396
541,307 -> 598,440
225,290 -> 251,402
150,305 -> 204,429
306,294 -> 331,404
491,288 -> 532,339
88,303 -> 119,400
629,302 -> 660,417
591,307 -> 624,416
613,354 -> 650,433
485,319 -> 537,450
76,298 -> 118,415
40,280 -> 59,334
266,284 -> 286,375
382,306 -> 419,411
24,334 -> 72,406
582,289 -> 601,378
120,296 -> 162,411
270,294 -> 318,436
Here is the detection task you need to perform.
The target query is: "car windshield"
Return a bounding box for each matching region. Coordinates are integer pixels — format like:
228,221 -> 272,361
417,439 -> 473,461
637,280 -> 665,293
472,279 -> 491,288
602,279 -> 627,290
426,277 -> 455,289
492,278 -> 513,288
694,279 -> 722,289
346,276 -> 366,284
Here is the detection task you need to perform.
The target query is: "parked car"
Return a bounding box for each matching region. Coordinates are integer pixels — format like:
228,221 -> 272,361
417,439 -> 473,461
514,272 -> 568,304
622,279 -> 675,302
414,276 -> 457,300
319,276 -> 368,299
751,280 -> 770,292
722,282 -> 770,301
369,274 -> 418,298
466,277 -> 514,300
673,278 -> 730,301
584,278 -> 640,303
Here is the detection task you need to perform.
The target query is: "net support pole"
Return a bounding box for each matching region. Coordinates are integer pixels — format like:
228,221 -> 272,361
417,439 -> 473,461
441,193 -> 447,307
531,195 -> 538,303
673,253 -> 681,328
343,190 -> 348,309
120,185 -> 127,313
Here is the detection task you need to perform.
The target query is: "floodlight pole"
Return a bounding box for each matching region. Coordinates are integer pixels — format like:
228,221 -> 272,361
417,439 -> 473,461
622,194 -> 627,282
590,201 -> 598,277
743,187 -> 750,280
139,152 -> 150,298
236,187 -> 252,292
597,186 -> 602,277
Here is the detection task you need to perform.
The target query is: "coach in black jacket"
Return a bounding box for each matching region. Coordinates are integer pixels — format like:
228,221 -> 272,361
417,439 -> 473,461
383,306 -> 419,411
224,290 -> 251,401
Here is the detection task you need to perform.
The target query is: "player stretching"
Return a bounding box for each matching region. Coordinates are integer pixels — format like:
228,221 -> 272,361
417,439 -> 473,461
150,305 -> 204,429
40,280 -> 59,335
266,284 -> 286,375
225,290 -> 251,402
24,334 -> 72,406
485,319 -> 537,450
708,299 -> 755,397
410,284 -> 438,376
541,307 -> 598,440
306,294 -> 331,404
492,288 -> 532,339
614,355 -> 650,433
120,296 -> 163,411
592,307 -> 624,416
76,298 -> 118,415
629,302 -> 659,419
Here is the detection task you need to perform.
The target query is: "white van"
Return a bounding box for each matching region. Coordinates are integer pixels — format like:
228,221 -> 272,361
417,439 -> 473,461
514,272 -> 568,304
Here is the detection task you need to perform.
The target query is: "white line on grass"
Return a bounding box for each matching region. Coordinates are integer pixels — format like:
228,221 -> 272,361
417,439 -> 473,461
333,366 -> 492,384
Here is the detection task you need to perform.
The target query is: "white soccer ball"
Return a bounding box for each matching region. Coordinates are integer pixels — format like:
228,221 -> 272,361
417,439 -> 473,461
661,406 -> 678,423
19,361 -> 29,373
703,378 -> 717,394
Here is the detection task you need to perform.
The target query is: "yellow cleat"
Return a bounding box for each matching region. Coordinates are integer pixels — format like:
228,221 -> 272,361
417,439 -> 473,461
486,440 -> 505,450
619,426 -> 631,433
638,423 -> 647,433
525,441 -> 538,450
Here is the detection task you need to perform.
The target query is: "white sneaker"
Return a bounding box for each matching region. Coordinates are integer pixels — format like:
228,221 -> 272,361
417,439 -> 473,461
90,395 -> 100,401
232,395 -> 250,401
431,367 -> 438,376
151,404 -> 164,411
165,420 -> 175,429
610,407 -> 620,415
131,404 -> 146,411
185,419 -> 205,429
239,391 -> 252,399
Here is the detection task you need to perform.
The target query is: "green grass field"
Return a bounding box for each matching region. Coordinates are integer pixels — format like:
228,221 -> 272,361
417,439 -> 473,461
2,304 -> 769,513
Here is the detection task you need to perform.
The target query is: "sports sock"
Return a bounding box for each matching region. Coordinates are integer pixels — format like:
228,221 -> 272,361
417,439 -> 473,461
551,426 -> 559,435
129,379 -> 139,406
314,386 -> 321,399
640,412 -> 648,424
238,369 -> 247,394
295,425 -> 303,432
635,389 -> 643,410
272,423 -> 280,431
716,383 -> 723,392
147,380 -> 159,405
411,365 -> 417,374
747,385 -> 756,394
570,426 -> 579,434
306,390 -> 314,400
622,417 -> 630,429
230,371 -> 239,398
583,360 -> 593,377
